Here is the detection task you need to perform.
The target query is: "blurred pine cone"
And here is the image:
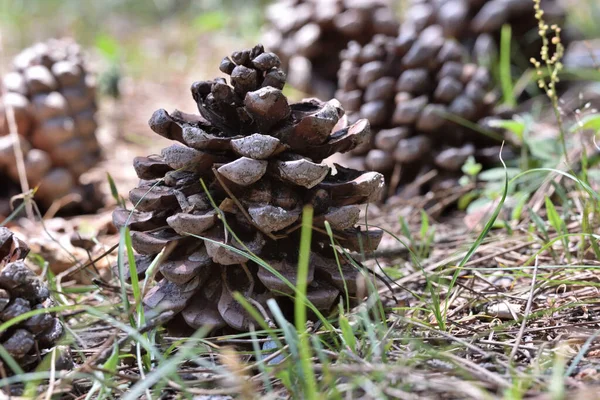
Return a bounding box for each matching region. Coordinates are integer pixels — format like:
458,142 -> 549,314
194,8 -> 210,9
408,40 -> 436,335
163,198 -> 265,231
113,44 -> 384,334
403,0 -> 568,64
336,29 -> 504,196
0,38 -> 102,214
0,227 -> 63,373
263,0 -> 399,99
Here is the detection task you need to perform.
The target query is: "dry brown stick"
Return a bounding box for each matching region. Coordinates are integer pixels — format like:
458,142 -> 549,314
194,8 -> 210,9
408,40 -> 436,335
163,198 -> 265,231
44,193 -> 83,220
463,240 -> 536,267
399,169 -> 438,198
0,33 -> 33,219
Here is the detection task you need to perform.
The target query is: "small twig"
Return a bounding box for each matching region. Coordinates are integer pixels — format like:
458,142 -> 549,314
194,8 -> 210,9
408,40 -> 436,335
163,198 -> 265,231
43,347 -> 58,400
56,243 -> 119,281
398,169 -> 438,199
94,316 -> 168,364
443,352 -> 511,389
509,256 -> 539,361
427,184 -> 472,218
0,33 -> 33,219
479,339 -> 538,351
78,332 -> 118,373
463,241 -> 536,267
89,366 -> 141,382
43,193 -> 83,220
166,381 -> 246,396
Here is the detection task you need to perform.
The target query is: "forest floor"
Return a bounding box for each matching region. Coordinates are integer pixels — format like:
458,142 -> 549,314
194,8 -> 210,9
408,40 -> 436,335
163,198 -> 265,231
3,75 -> 600,399
3,2 -> 600,399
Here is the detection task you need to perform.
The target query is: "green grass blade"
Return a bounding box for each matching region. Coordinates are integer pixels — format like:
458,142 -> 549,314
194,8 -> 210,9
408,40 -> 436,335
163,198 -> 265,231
500,24 -> 516,107
295,206 -> 318,400
232,292 -> 283,347
123,227 -> 144,326
324,221 -> 350,311
0,345 -> 24,376
106,172 -> 125,207
121,326 -> 212,400
0,202 -> 26,227
117,228 -> 134,328
249,326 -> 274,393
544,196 -> 563,233
197,179 -> 336,332
339,312 -> 357,353
565,330 -> 600,377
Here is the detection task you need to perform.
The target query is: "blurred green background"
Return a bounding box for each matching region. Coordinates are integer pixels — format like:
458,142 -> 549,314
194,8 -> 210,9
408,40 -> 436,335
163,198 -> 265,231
1,0 -> 270,81
1,0 -> 599,103
2,0 -> 598,80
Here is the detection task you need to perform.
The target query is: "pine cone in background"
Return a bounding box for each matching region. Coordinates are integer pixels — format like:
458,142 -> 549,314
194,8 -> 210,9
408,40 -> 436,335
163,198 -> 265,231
262,0 -> 399,99
403,0 -> 568,64
336,29 -> 503,197
0,38 -> 101,215
0,227 -> 63,373
113,44 -> 384,334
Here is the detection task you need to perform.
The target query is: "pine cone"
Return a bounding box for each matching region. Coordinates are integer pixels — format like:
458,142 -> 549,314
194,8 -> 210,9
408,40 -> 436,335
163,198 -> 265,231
336,29 -> 503,195
0,227 -> 63,372
113,44 -> 384,334
0,38 -> 101,212
263,0 -> 399,99
403,0 -> 567,63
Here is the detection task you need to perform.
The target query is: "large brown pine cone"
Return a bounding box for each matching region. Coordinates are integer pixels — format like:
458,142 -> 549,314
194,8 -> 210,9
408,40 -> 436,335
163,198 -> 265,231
0,228 -> 63,373
403,0 -> 568,64
262,0 -> 399,99
113,44 -> 385,334
0,38 -> 101,214
336,30 -> 504,196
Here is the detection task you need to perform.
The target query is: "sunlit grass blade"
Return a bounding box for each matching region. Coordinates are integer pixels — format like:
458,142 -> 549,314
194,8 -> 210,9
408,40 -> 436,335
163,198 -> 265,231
294,206 -> 318,400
